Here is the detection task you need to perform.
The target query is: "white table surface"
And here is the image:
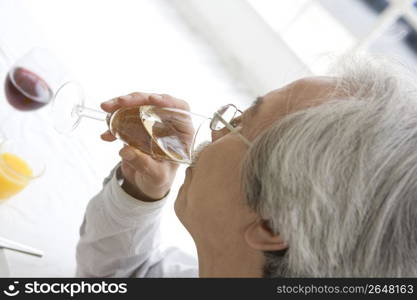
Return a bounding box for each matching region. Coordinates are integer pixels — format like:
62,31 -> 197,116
0,0 -> 250,277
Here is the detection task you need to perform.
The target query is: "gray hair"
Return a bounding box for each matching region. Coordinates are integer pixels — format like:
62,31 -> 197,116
243,56 -> 417,277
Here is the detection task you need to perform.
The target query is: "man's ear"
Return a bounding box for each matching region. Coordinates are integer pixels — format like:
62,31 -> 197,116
244,220 -> 288,251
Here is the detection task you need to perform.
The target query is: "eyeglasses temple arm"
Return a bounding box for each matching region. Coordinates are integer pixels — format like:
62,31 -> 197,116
215,113 -> 252,146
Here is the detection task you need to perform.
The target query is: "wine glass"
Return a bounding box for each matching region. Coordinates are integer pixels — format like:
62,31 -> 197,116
0,46 -> 213,164
51,82 -> 212,164
1,47 -> 68,111
0,45 -> 10,77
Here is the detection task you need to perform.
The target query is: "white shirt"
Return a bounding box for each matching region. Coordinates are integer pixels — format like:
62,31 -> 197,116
75,165 -> 198,277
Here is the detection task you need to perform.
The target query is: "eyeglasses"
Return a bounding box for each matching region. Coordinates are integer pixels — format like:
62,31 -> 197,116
209,104 -> 251,146
135,103 -> 252,165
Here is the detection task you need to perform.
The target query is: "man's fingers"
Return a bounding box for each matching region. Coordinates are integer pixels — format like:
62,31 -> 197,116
101,92 -> 190,114
119,146 -> 152,172
158,94 -> 190,110
100,130 -> 117,141
100,98 -> 118,113
101,92 -> 152,113
117,93 -> 151,107
120,160 -> 136,183
119,145 -> 171,178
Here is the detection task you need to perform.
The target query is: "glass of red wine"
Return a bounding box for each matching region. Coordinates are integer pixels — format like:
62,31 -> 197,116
0,47 -> 106,133
3,48 -> 68,112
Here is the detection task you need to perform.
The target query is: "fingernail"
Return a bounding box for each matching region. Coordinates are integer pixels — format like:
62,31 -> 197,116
121,148 -> 135,161
102,98 -> 115,106
100,130 -> 110,137
120,94 -> 133,101
150,94 -> 163,101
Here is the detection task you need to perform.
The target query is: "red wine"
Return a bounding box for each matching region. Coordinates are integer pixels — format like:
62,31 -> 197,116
4,67 -> 53,111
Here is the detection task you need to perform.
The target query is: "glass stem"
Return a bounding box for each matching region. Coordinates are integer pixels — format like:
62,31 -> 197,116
72,104 -> 109,123
0,44 -> 13,65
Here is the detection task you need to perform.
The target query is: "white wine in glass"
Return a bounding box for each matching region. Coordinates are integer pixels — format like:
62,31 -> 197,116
52,83 -> 210,164
108,105 -> 199,163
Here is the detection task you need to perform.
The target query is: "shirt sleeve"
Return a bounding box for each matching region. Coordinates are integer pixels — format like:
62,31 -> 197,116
75,164 -> 198,278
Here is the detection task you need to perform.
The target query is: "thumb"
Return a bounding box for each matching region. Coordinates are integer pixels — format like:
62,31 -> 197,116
119,145 -> 154,174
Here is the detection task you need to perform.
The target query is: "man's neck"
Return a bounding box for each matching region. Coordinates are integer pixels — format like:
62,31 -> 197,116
196,245 -> 264,277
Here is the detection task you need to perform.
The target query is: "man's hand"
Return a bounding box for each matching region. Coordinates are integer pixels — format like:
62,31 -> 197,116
101,92 -> 190,201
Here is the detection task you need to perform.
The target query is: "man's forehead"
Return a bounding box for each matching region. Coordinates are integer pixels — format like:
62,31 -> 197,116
245,76 -> 338,135
267,76 -> 337,107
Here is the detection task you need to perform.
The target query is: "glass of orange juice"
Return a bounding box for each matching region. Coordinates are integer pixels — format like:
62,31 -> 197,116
0,136 -> 45,201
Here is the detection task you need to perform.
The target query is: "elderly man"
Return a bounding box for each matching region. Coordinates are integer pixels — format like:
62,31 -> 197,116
76,58 -> 417,277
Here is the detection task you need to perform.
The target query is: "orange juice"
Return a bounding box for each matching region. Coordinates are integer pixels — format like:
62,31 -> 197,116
0,152 -> 33,200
